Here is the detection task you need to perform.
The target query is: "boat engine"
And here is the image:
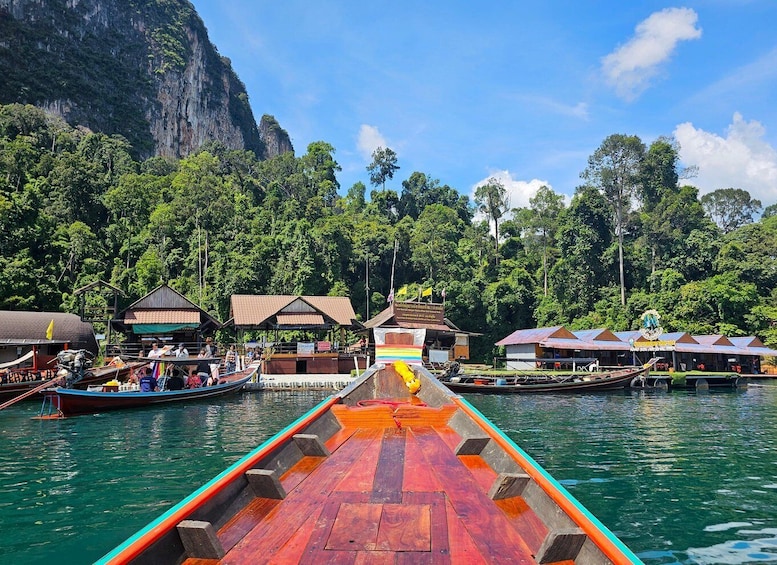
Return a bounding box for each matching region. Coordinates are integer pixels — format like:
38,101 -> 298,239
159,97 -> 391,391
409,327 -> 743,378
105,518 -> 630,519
439,361 -> 461,381
55,349 -> 94,388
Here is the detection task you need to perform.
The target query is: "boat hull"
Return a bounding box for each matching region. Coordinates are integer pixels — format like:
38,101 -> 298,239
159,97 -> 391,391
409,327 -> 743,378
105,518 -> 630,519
42,367 -> 255,416
441,365 -> 649,394
98,363 -> 640,564
0,362 -> 141,402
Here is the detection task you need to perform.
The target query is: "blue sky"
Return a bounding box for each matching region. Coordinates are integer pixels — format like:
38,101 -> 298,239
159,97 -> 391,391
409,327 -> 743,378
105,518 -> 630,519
191,1 -> 777,210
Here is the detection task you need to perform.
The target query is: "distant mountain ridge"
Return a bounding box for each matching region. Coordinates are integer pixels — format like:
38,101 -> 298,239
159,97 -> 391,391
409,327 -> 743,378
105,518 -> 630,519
0,0 -> 293,159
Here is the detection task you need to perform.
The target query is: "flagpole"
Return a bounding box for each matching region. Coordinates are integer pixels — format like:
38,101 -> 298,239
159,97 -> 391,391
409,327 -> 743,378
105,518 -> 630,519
389,239 -> 397,303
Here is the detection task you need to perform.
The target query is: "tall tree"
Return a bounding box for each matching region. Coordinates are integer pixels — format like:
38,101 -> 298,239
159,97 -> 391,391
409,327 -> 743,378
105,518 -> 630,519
639,136 -> 679,212
474,177 -> 509,264
550,186 -> 613,321
525,185 -> 564,295
701,188 -> 762,233
366,146 -> 399,191
582,134 -> 646,305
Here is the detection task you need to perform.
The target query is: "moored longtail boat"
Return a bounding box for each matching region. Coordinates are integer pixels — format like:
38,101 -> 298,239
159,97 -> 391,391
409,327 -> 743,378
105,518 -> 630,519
38,364 -> 255,418
439,362 -> 656,394
98,361 -> 640,564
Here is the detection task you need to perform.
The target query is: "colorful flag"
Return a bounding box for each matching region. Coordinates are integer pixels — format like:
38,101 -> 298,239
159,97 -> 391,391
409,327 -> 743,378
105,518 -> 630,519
421,286 -> 432,297
45,319 -> 54,340
396,285 -> 408,297
387,288 -> 394,303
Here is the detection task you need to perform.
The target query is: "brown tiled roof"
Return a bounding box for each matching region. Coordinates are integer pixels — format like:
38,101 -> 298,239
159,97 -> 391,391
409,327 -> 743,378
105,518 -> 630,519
124,309 -> 201,324
230,295 -> 357,327
276,313 -> 326,326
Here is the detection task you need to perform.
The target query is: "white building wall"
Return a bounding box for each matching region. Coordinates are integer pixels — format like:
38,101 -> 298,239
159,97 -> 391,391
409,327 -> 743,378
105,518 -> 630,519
505,344 -> 538,370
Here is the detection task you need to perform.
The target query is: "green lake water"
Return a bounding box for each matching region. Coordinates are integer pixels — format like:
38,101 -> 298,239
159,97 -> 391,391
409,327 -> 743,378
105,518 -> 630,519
2,386 -> 777,564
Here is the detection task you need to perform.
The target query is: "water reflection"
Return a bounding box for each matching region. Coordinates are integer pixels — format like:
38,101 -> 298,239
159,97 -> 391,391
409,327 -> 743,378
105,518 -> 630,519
0,390 -> 331,564
465,387 -> 777,565
3,387 -> 777,564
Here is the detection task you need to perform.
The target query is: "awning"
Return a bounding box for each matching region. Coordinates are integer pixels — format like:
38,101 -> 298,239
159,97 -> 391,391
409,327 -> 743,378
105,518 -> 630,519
0,350 -> 35,369
275,313 -> 325,326
131,323 -> 200,334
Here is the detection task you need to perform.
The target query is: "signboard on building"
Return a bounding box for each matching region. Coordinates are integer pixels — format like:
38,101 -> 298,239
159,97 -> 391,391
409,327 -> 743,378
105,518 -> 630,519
393,302 -> 444,326
639,309 -> 663,341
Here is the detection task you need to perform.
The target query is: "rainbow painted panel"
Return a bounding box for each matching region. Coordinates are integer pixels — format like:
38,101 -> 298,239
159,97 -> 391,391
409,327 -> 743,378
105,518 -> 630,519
375,344 -> 423,364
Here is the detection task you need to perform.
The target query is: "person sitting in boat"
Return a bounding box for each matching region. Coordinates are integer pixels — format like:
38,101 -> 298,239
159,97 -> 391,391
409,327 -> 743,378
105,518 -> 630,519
196,348 -> 210,382
187,370 -> 202,388
225,344 -> 237,374
167,370 -> 185,391
139,367 -> 158,392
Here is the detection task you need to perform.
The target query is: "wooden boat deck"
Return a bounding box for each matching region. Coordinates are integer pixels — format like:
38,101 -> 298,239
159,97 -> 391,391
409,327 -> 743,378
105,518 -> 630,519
179,401 -> 571,564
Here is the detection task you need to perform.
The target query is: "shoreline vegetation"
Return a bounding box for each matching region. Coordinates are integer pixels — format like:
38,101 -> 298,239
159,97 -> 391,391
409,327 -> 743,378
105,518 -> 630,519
2,104 -> 777,365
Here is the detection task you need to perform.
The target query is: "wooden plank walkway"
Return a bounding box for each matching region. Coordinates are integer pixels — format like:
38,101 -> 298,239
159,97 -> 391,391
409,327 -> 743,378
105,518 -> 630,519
182,402 -> 556,564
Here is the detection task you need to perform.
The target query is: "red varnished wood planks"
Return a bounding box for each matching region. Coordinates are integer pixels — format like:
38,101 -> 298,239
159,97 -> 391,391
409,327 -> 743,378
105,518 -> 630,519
403,431 -> 444,493
331,403 -> 458,429
220,428 -> 380,564
434,425 -> 464,453
280,455 -> 325,493
375,504 -> 431,552
371,428 -> 406,503
217,496 -> 281,552
458,453 -> 498,493
412,427 -> 537,564
326,502 -> 383,551
214,416 -> 543,564
404,491 -> 450,564
324,426 -> 357,453
298,493 -> 369,564
493,496 -> 548,554
444,496 -> 489,565
332,431 -> 383,493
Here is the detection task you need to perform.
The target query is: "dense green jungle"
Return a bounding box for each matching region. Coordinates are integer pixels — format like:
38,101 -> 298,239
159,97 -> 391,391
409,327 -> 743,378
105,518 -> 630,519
1,102 -> 776,362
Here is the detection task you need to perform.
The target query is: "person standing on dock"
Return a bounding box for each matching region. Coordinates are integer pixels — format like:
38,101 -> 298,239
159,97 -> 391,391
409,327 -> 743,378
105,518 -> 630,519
205,338 -> 220,382
195,348 -> 210,384
147,342 -> 163,379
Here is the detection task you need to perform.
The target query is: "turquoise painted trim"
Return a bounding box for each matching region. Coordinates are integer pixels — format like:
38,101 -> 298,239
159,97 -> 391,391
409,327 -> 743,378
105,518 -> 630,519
458,396 -> 644,564
95,395 -> 335,564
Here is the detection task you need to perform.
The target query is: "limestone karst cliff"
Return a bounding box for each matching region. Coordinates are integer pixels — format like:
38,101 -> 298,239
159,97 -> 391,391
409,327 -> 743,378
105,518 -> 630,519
0,0 -> 293,159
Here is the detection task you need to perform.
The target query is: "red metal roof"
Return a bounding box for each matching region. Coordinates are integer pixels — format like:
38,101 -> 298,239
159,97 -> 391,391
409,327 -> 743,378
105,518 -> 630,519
496,326 -> 575,346
499,326 -> 777,356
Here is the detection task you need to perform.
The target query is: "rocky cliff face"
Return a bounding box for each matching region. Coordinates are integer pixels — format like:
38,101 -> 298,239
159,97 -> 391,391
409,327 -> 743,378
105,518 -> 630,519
0,0 -> 292,159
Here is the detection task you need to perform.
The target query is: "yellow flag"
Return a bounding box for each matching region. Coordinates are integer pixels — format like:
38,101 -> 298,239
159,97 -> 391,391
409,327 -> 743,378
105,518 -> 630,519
46,319 -> 54,340
397,285 -> 408,297
422,286 -> 432,297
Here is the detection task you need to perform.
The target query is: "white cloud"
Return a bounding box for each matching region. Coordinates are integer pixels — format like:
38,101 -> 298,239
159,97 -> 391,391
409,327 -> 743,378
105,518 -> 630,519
674,113 -> 777,205
602,7 -> 701,100
357,124 -> 388,161
471,170 -> 555,218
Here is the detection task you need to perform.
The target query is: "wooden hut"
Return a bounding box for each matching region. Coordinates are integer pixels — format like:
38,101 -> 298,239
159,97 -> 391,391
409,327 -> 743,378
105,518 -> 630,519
363,301 -> 476,367
228,295 -> 360,374
109,284 -> 221,356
